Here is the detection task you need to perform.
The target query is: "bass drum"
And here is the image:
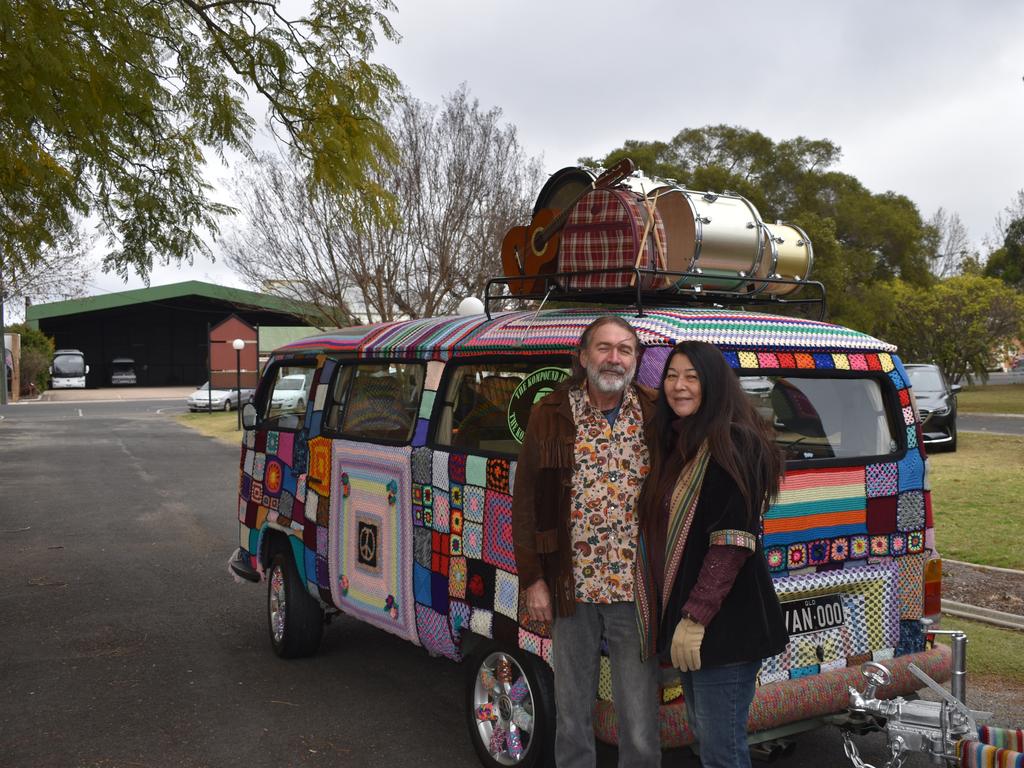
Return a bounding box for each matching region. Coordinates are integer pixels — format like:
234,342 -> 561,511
752,222 -> 814,296
651,188 -> 766,291
533,167 -> 596,217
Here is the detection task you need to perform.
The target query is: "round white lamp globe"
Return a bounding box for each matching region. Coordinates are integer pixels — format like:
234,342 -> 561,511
457,296 -> 485,316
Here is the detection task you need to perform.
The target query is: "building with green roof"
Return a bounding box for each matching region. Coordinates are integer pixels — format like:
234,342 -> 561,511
26,281 -> 320,387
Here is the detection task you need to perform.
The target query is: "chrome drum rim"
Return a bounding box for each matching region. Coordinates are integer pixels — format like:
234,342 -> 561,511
269,563 -> 286,645
472,652 -> 536,765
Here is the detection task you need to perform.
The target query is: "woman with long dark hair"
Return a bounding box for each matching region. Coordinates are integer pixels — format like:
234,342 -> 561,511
635,341 -> 789,768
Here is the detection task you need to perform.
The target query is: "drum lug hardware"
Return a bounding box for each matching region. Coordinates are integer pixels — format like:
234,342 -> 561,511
701,192 -> 719,203
774,236 -> 785,244
697,216 -> 711,225
796,239 -> 807,246
746,222 -> 756,229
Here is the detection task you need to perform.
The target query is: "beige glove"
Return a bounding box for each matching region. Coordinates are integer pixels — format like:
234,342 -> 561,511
670,617 -> 705,672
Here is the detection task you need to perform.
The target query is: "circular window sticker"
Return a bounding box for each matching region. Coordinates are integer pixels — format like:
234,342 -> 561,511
507,367 -> 570,443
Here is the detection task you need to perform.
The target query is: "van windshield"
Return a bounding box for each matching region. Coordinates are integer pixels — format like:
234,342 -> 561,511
53,353 -> 85,376
740,375 -> 898,462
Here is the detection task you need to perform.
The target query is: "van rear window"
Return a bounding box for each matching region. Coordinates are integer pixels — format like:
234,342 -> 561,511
740,375 -> 899,462
435,361 -> 571,456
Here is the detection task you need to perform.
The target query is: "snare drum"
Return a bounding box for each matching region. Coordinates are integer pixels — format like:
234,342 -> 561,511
650,188 -> 766,291
752,222 -> 814,296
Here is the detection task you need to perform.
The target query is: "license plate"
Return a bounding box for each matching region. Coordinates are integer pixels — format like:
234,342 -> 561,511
781,594 -> 846,636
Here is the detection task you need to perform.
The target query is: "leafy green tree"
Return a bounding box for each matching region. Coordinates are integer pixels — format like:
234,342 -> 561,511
983,217 -> 1024,290
872,276 -> 1024,384
0,0 -> 400,281
3,322 -> 55,395
585,125 -> 935,320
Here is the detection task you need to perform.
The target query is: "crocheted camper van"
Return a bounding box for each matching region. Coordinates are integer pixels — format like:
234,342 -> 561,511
229,305 -> 951,767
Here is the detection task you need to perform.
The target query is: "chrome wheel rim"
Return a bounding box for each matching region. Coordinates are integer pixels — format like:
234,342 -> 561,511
472,652 -> 536,765
269,563 -> 286,645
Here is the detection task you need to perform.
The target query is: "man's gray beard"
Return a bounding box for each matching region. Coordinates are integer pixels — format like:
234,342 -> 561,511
587,365 -> 635,395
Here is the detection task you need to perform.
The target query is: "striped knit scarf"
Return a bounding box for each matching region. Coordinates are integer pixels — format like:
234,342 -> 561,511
635,441 -> 711,661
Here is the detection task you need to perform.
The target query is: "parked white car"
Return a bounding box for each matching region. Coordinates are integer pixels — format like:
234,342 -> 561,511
187,382 -> 255,412
270,374 -> 309,413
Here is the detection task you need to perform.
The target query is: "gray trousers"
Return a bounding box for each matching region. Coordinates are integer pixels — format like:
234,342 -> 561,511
550,601 -> 661,768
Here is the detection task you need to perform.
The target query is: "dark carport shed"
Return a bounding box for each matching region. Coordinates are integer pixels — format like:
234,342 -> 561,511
26,281 -> 311,388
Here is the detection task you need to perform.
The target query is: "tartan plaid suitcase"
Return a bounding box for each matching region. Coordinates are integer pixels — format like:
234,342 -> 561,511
558,187 -> 667,290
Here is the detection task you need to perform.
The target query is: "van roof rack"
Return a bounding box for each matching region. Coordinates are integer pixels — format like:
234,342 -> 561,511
483,267 -> 827,321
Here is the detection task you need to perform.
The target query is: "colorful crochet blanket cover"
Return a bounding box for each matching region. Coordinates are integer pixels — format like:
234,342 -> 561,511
958,728 -> 1024,768
237,309 -> 937,733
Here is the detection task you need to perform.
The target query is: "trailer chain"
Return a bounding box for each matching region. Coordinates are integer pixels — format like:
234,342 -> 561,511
842,730 -> 908,768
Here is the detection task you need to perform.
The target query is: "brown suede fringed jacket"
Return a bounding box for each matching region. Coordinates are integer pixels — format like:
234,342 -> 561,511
511,384 -> 659,618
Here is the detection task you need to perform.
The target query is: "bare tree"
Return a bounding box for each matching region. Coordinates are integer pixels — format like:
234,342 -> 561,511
924,207 -> 972,278
223,85 -> 544,323
1,225 -> 93,316
985,189 -> 1024,253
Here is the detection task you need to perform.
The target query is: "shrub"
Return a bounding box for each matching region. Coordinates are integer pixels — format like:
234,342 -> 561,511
4,323 -> 55,394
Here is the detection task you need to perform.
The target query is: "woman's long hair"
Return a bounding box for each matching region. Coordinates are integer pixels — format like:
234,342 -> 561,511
641,341 -> 783,530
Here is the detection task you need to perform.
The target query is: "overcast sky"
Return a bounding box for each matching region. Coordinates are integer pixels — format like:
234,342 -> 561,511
80,0 -> 1024,302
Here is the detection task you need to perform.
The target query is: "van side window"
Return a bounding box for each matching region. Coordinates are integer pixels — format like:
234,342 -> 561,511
340,362 -> 424,442
740,374 -> 898,462
435,361 -> 571,456
323,365 -> 353,433
263,365 -> 315,431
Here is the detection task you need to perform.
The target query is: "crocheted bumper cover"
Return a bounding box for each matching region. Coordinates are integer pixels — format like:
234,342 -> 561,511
593,644 -> 951,748
958,728 -> 1024,768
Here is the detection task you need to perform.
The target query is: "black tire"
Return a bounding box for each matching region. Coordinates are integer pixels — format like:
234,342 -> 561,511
267,549 -> 324,658
465,642 -> 556,768
222,398 -> 231,412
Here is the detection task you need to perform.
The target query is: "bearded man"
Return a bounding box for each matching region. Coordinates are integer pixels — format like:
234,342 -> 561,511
512,315 -> 661,768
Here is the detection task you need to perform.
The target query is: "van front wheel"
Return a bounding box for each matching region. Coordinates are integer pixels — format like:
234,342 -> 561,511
465,644 -> 555,768
267,550 -> 323,658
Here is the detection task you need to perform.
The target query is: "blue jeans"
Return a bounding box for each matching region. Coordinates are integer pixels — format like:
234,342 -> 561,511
550,602 -> 661,768
680,660 -> 760,768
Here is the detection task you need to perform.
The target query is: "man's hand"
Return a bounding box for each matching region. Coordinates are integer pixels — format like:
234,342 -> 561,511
524,580 -> 553,623
670,617 -> 705,672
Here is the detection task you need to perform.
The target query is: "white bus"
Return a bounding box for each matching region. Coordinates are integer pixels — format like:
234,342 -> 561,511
50,349 -> 89,389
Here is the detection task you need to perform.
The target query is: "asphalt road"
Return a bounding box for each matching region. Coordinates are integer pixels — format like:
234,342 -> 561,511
0,401 -> 988,768
959,412 -> 1024,436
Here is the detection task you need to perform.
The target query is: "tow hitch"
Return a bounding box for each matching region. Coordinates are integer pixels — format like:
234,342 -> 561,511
840,625 -> 993,767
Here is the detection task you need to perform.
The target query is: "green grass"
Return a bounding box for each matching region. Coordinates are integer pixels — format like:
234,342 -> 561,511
957,383 -> 1024,414
928,432 -> 1024,569
175,411 -> 246,445
935,617 -> 1024,685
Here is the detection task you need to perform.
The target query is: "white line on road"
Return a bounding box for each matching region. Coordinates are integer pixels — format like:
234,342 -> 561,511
77,409 -> 83,417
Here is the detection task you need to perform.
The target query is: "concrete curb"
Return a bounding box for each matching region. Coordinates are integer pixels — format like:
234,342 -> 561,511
944,558 -> 1024,576
942,600 -> 1024,631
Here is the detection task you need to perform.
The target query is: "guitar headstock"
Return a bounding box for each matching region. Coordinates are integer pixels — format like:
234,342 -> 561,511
593,158 -> 636,190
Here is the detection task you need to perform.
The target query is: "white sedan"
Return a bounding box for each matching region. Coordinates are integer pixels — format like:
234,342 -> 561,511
186,382 -> 255,412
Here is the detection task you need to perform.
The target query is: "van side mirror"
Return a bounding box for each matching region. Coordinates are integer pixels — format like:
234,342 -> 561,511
951,383 -> 962,394
85,365 -> 90,374
241,402 -> 257,429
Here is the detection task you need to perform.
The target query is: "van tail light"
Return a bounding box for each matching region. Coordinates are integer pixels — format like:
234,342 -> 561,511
923,557 -> 942,617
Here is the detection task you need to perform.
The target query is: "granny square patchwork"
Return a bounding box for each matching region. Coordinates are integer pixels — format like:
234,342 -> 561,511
867,496 -> 898,535
866,463 -> 898,498
897,553 -> 925,619
432,491 -> 451,533
411,448 -> 433,484
413,527 -> 432,568
897,450 -> 924,493
463,485 -> 486,523
433,450 -> 451,491
482,491 -> 516,571
897,491 -> 925,531
415,603 -> 459,660
449,598 -> 471,637
470,608 -> 494,638
465,455 -> 488,487
449,556 -> 468,598
849,535 -> 869,560
463,522 -> 484,559
906,425 -> 918,449
494,569 -> 519,620
449,453 -> 467,484
486,459 -> 511,493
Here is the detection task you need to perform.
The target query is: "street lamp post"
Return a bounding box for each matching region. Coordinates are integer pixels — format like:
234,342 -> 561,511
232,338 -> 245,431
